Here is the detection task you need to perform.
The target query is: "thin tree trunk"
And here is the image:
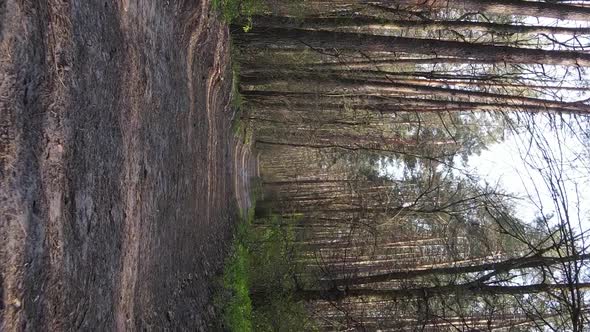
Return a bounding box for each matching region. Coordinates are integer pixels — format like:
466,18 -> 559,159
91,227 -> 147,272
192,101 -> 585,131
308,57 -> 510,69
242,76 -> 590,112
390,0 -> 590,22
242,68 -> 590,92
296,282 -> 590,301
245,90 -> 586,114
328,253 -> 590,286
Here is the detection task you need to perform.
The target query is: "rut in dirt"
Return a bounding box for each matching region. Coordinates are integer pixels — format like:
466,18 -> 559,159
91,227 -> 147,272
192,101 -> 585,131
0,1 -> 252,330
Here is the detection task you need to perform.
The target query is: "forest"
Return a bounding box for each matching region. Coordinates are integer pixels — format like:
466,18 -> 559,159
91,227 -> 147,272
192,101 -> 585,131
217,0 -> 590,331
2,0 -> 589,330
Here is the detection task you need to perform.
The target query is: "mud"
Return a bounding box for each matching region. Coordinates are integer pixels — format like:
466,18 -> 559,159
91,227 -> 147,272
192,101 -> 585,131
0,0 -> 245,330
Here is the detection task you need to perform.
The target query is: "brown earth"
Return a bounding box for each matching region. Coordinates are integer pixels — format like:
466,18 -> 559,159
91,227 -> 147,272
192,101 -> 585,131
0,0 -> 251,330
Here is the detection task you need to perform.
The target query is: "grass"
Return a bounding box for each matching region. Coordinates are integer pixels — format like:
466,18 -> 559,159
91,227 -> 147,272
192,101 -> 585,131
211,0 -> 266,31
247,214 -> 318,332
218,186 -> 257,332
218,186 -> 317,331
220,221 -> 253,332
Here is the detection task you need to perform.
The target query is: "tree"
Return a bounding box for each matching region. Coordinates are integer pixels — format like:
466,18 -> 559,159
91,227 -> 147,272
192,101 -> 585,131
234,1 -> 590,330
390,0 -> 590,22
235,26 -> 590,67
251,14 -> 590,36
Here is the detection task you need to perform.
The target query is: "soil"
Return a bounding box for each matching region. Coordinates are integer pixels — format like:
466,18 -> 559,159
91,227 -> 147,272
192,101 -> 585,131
0,1 -> 250,330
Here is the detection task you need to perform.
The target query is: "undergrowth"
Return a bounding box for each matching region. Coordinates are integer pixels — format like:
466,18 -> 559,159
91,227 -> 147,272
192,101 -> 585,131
247,214 -> 316,331
211,0 -> 266,32
212,0 -> 259,142
229,46 -> 254,145
218,189 -> 316,331
220,220 -> 253,332
216,3 -> 312,326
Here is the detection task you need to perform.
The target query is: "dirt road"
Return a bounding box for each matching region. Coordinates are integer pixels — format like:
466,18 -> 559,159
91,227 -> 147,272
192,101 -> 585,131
1,1 -> 247,330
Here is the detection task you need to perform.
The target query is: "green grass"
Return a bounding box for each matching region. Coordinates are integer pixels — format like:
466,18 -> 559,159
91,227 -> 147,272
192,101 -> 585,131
247,215 -> 318,331
218,188 -> 257,332
211,0 -> 266,31
219,202 -> 317,331
221,223 -> 253,332
217,151 -> 312,330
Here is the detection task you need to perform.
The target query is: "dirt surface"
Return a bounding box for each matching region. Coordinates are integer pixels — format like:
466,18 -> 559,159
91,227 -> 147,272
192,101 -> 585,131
0,1 -> 250,330
234,139 -> 257,214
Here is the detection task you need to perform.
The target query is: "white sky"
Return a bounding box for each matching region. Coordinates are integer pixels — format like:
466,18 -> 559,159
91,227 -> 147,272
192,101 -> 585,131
379,16 -> 590,231
465,16 -> 590,230
467,115 -> 590,230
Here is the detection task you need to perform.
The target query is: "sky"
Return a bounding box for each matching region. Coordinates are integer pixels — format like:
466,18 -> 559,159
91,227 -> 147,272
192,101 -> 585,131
462,15 -> 590,230
467,114 -> 590,231
378,15 -> 590,233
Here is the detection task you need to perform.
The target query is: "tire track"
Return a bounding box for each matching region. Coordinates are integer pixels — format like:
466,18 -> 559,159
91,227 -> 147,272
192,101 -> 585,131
205,27 -> 227,220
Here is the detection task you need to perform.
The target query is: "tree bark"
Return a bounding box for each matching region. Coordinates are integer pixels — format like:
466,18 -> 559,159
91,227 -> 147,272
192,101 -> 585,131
242,76 -> 590,113
390,0 -> 590,22
328,253 -> 590,286
244,90 -> 587,114
251,15 -> 590,35
234,26 -> 590,67
297,282 -> 590,301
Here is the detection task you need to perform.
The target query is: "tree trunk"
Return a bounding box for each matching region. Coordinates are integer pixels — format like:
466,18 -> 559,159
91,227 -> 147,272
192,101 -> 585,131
243,76 -> 590,113
242,68 -> 590,92
251,15 -> 590,35
390,0 -> 590,22
234,26 -> 590,67
297,282 -> 590,301
328,253 -> 590,286
245,90 -> 586,114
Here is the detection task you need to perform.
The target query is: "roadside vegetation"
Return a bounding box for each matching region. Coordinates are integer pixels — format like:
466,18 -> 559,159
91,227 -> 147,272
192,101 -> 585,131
212,0 -> 266,31
217,183 -> 317,331
218,216 -> 253,332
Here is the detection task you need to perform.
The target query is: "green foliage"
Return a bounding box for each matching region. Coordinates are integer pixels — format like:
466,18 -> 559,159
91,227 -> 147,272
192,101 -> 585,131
211,0 -> 266,31
229,43 -> 254,143
248,216 -> 299,291
252,296 -> 316,332
220,221 -> 253,332
219,196 -> 315,331
246,215 -> 317,331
